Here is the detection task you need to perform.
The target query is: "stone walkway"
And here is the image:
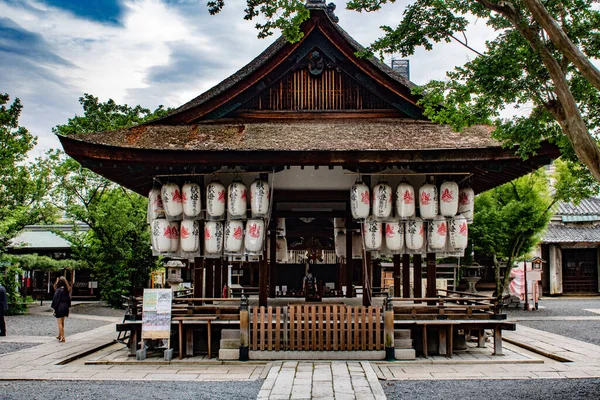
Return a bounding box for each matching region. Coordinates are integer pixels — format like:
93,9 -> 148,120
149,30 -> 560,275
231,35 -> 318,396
258,361 -> 385,400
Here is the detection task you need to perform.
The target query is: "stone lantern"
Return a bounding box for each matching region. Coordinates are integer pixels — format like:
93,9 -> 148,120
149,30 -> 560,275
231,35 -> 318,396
165,260 -> 185,291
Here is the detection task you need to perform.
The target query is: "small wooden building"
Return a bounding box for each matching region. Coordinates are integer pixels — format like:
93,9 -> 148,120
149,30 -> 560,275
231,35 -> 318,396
58,1 -> 559,308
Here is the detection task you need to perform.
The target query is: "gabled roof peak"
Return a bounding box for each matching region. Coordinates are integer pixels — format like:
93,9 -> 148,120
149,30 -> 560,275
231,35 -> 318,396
306,0 -> 339,23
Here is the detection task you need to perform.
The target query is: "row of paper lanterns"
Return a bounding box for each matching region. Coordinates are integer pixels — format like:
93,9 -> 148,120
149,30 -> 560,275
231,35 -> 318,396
148,178 -> 271,222
151,218 -> 268,257
334,214 -> 468,257
350,180 -> 474,222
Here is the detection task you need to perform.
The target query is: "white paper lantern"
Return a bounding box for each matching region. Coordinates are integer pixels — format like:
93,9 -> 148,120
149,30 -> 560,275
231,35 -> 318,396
458,187 -> 475,223
169,221 -> 180,252
419,183 -> 438,219
334,218 -> 346,229
396,183 -> 415,219
151,219 -> 171,252
350,180 -> 370,219
352,232 -> 364,259
228,180 -> 247,219
250,180 -> 270,217
182,183 -> 202,219
428,215 -> 447,250
204,221 -> 223,255
147,189 -> 164,223
363,216 -> 382,251
385,221 -> 404,252
162,183 -> 183,218
276,218 -> 286,236
206,180 -> 226,219
439,181 -> 459,217
180,220 -> 200,252
335,230 -> 346,258
245,219 -> 265,253
449,214 -> 469,250
224,220 -> 244,254
405,218 -> 425,251
372,181 -> 393,219
276,237 -> 288,262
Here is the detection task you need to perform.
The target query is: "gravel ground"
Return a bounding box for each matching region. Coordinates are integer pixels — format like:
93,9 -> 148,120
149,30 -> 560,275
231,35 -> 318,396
382,379 -> 600,399
0,380 -> 263,400
70,302 -> 125,318
4,315 -> 111,337
505,298 -> 600,318
0,343 -> 39,355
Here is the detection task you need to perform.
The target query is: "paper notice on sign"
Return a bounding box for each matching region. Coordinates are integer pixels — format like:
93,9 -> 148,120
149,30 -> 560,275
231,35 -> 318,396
142,289 -> 172,339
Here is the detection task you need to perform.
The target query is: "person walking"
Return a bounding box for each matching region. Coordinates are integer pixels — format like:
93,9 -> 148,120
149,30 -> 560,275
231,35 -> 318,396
0,282 -> 7,336
51,277 -> 71,342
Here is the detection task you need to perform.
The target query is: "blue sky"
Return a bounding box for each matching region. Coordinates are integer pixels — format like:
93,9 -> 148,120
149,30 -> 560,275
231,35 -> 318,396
0,0 -> 496,154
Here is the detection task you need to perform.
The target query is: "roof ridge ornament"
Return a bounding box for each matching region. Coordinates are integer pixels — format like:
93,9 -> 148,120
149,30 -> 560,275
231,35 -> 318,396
305,0 -> 339,23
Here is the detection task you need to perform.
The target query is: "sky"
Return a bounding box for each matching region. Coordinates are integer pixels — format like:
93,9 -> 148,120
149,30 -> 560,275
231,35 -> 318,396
0,0 -> 498,156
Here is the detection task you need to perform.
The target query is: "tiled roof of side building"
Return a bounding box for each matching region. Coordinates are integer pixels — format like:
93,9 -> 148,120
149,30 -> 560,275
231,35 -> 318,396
555,197 -> 600,216
542,224 -> 600,243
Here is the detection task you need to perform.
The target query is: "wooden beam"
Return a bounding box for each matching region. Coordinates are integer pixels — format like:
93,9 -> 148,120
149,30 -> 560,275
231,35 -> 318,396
193,257 -> 203,298
259,251 -> 268,307
269,233 -> 277,298
214,258 -> 222,299
426,252 -> 437,304
402,254 -> 411,298
413,254 -> 422,303
205,259 -> 213,305
363,252 -> 372,307
221,259 -> 228,298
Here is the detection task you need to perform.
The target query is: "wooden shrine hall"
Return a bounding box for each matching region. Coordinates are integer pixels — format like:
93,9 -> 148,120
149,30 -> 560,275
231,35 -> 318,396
59,1 -> 560,359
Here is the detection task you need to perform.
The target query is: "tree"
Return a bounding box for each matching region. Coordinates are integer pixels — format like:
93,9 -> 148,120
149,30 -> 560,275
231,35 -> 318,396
211,1 -> 600,185
0,93 -> 58,252
470,170 -> 552,296
52,95 -> 169,307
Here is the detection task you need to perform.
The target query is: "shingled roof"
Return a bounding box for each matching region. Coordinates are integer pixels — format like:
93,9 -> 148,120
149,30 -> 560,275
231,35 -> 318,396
555,198 -> 600,216
542,224 -> 600,243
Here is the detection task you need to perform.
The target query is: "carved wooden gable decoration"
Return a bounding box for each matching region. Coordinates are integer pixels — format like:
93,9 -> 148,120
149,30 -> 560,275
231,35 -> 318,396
155,1 -> 425,125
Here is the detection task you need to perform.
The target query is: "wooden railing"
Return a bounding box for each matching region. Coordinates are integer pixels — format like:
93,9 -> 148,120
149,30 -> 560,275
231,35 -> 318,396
390,292 -> 501,320
250,305 -> 384,351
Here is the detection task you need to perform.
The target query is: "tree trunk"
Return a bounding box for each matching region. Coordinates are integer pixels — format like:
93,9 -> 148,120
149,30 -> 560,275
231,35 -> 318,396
522,0 -> 600,91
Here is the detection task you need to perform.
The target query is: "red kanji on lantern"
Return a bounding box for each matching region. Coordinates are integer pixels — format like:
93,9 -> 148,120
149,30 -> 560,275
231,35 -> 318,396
420,191 -> 431,205
233,226 -> 243,240
249,224 -> 261,238
385,224 -> 395,238
241,189 -> 247,200
218,190 -> 225,203
204,227 -> 211,240
163,226 -> 171,237
180,225 -> 189,239
441,188 -> 454,203
361,191 -> 370,205
403,190 -> 414,204
419,225 -> 425,236
437,222 -> 447,235
459,192 -> 469,205
460,223 -> 468,236
173,190 -> 182,203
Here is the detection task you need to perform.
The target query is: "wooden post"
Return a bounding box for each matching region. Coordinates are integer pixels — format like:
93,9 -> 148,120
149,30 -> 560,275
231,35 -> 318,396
193,257 -> 203,298
493,328 -> 504,356
363,252 -> 372,306
373,259 -> 382,291
214,258 -> 222,299
221,259 -> 228,298
239,296 -> 249,361
393,254 -> 401,298
384,296 -> 395,361
269,232 -> 277,298
402,254 -> 410,298
259,250 -> 268,307
205,259 -> 213,305
413,254 -> 422,303
426,252 -> 437,301
345,216 -> 354,298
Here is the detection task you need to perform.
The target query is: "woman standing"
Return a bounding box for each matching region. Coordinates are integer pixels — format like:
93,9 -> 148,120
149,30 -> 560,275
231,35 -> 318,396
51,277 -> 71,342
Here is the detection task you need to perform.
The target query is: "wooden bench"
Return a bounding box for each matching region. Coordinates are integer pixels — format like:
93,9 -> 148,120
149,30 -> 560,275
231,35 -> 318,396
172,316 -> 218,359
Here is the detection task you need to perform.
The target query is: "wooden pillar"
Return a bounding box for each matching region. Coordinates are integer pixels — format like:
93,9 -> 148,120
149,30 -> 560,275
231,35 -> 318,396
205,259 -> 213,304
214,258 -> 222,299
426,252 -> 437,299
259,250 -> 268,307
221,260 -> 228,298
345,221 -> 354,298
402,254 -> 411,298
193,257 -> 204,298
393,254 -> 401,298
413,254 -> 422,303
363,252 -> 372,306
269,233 -> 277,298
373,259 -> 382,290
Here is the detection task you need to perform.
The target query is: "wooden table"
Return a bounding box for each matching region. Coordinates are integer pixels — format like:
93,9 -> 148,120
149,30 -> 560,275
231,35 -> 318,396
172,316 -> 217,360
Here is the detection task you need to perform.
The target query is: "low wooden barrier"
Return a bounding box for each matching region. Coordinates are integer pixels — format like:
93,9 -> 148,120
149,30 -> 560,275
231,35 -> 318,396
250,305 -> 384,352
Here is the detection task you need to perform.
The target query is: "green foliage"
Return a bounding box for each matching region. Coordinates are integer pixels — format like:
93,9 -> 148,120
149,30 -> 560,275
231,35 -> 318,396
4,254 -> 84,272
0,94 -> 58,252
52,95 -> 167,308
52,94 -> 170,136
470,170 -> 553,295
0,260 -> 26,315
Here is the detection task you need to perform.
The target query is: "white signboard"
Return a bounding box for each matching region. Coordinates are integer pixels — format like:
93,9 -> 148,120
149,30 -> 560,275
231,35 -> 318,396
142,289 -> 172,340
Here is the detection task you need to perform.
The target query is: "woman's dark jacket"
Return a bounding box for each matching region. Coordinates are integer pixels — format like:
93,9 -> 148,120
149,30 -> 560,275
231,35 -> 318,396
51,287 -> 71,318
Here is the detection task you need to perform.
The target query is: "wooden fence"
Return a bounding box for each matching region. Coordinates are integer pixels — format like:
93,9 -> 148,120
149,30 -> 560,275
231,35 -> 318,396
250,305 -> 383,351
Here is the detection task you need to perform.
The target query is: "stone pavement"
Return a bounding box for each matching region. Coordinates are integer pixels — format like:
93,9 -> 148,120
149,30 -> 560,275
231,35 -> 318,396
2,317 -> 600,398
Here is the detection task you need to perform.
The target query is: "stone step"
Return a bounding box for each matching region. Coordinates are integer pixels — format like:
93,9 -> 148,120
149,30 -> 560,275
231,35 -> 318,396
221,329 -> 240,339
394,338 -> 413,349
219,348 -> 239,360
394,348 -> 416,360
220,338 -> 241,349
394,330 -> 411,339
